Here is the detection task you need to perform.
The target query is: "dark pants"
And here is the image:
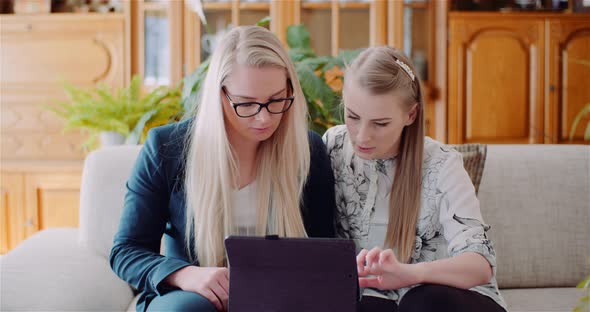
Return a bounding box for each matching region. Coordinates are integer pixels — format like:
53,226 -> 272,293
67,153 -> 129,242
358,285 -> 504,312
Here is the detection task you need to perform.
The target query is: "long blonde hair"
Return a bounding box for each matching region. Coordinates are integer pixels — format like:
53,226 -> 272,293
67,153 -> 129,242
346,46 -> 425,263
184,26 -> 310,267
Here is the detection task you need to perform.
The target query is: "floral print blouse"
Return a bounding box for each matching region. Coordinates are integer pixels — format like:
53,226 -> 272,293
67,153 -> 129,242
323,125 -> 507,311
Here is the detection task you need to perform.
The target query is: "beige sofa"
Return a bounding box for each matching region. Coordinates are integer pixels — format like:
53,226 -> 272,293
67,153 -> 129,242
1,144 -> 588,312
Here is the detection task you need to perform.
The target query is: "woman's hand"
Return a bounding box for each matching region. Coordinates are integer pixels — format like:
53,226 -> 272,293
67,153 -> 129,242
164,266 -> 229,311
356,247 -> 424,290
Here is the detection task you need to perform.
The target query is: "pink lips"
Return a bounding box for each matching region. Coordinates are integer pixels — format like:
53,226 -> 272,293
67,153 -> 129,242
357,145 -> 375,153
252,127 -> 270,134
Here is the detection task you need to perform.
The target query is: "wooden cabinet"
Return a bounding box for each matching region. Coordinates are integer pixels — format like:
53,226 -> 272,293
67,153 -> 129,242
0,13 -> 128,161
546,17 -> 590,144
0,13 -> 126,253
138,1 -> 382,84
1,164 -> 82,254
448,13 -> 590,144
132,0 -> 446,139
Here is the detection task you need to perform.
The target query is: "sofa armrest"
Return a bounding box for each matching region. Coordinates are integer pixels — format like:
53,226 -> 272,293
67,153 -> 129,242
1,228 -> 134,312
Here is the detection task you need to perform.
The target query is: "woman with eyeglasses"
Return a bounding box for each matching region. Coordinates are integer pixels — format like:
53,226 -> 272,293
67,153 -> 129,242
109,26 -> 336,312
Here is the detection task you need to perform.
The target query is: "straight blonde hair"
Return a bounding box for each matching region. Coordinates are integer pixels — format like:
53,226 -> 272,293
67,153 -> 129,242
346,46 -> 425,263
183,26 -> 310,267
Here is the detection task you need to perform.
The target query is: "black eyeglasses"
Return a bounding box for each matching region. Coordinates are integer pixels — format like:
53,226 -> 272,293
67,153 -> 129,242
222,85 -> 295,118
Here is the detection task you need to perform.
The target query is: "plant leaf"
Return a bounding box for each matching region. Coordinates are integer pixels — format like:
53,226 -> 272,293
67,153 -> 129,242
256,16 -> 271,27
336,48 -> 364,67
182,57 -> 211,113
299,56 -> 331,71
128,75 -> 142,104
569,103 -> 590,140
47,74 -> 182,151
289,48 -> 316,63
577,275 -> 590,288
127,109 -> 159,145
287,24 -> 312,51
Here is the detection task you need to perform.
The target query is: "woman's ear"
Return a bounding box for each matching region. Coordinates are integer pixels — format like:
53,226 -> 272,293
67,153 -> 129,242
405,103 -> 419,126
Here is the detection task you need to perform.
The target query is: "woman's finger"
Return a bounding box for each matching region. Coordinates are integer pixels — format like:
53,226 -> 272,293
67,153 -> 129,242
359,277 -> 382,289
212,281 -> 229,301
211,282 -> 229,311
218,269 -> 230,294
365,247 -> 382,268
200,288 -> 223,311
379,249 -> 395,265
356,249 -> 369,274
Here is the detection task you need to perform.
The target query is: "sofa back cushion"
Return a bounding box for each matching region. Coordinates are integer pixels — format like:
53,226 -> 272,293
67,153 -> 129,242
448,143 -> 487,194
79,145 -> 142,258
478,144 -> 590,288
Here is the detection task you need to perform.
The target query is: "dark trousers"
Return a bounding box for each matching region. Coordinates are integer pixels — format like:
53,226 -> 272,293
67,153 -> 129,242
358,284 -> 504,312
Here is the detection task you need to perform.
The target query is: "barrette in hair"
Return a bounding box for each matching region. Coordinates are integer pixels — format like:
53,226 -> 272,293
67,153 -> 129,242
395,59 -> 415,81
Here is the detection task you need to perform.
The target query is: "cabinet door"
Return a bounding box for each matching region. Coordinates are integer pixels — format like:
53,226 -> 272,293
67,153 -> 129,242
547,17 -> 590,144
0,173 -> 24,254
133,0 -> 183,87
151,1 -> 272,78
296,1 -> 373,56
448,14 -> 545,144
24,173 -> 82,238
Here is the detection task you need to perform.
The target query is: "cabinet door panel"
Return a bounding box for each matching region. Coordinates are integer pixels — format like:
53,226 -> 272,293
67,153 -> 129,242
449,15 -> 545,143
0,173 -> 24,254
24,173 -> 82,237
547,18 -> 590,144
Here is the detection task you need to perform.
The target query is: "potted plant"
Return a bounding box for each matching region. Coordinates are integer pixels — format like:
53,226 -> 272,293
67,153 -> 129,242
182,21 -> 361,135
48,75 -> 183,150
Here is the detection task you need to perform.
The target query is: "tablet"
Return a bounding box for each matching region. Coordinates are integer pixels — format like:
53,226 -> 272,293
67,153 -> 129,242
225,235 -> 359,312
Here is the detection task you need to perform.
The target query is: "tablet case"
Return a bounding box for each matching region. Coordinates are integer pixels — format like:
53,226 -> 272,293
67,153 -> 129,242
225,235 -> 359,312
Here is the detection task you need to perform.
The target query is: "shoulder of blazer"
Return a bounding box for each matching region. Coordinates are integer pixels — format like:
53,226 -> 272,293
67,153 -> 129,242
148,119 -> 192,192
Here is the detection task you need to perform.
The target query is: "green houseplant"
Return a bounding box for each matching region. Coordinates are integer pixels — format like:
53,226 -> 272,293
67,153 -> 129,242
182,22 -> 361,135
49,75 -> 183,150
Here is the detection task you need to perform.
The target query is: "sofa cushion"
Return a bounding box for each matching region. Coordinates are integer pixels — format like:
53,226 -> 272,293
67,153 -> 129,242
449,143 -> 487,194
127,295 -> 141,312
79,145 -> 142,258
478,145 -> 590,288
501,288 -> 586,312
0,229 -> 134,311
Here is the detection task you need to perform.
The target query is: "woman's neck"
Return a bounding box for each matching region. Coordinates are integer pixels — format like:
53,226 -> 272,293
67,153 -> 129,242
227,133 -> 259,189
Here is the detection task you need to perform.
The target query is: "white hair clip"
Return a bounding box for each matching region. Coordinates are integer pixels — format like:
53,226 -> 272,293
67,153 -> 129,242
395,59 -> 415,81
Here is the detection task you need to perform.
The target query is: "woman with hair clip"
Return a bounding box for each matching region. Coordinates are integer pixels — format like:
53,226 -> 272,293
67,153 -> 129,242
323,46 -> 507,312
110,26 -> 336,312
